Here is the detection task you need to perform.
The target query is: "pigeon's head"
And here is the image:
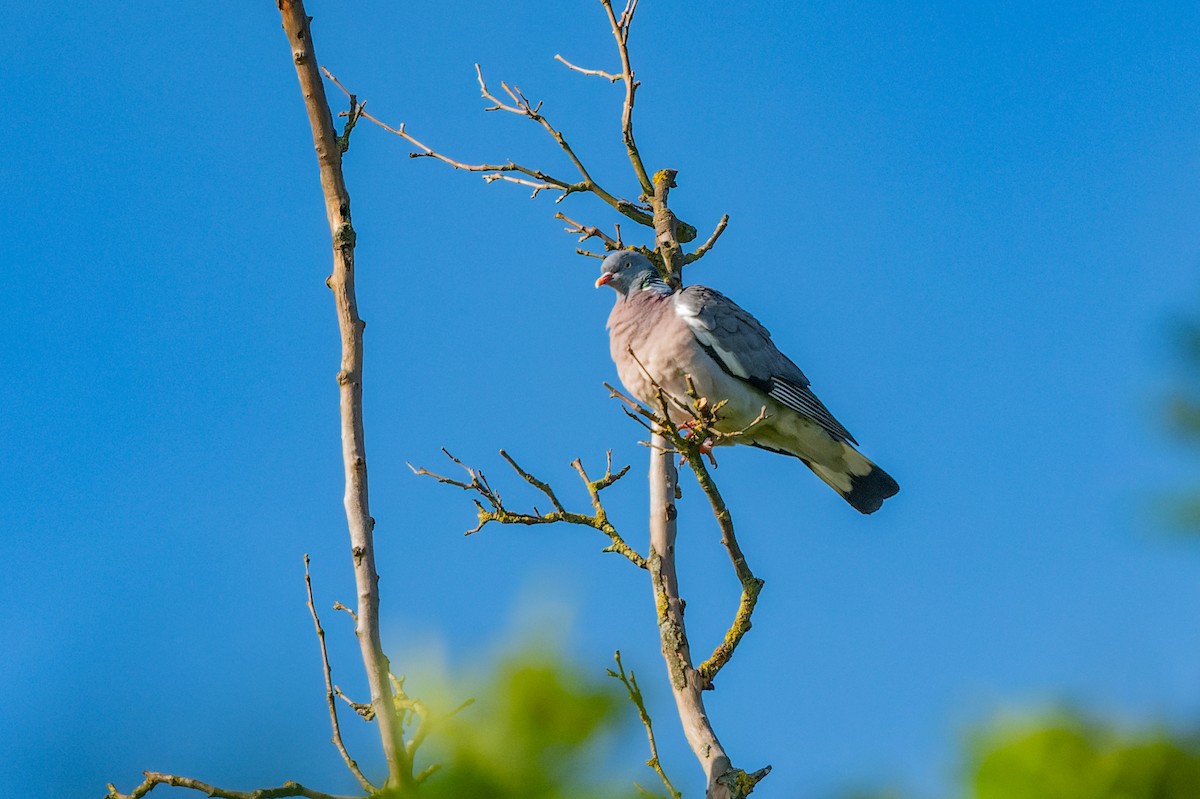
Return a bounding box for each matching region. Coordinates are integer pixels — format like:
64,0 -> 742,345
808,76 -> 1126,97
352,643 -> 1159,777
595,250 -> 662,296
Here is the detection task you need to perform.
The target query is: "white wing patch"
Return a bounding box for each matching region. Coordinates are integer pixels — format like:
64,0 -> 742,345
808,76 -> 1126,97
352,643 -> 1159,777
675,300 -> 750,378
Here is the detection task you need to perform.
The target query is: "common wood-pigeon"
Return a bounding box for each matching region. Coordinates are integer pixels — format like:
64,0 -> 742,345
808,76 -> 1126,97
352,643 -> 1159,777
597,250 -> 899,514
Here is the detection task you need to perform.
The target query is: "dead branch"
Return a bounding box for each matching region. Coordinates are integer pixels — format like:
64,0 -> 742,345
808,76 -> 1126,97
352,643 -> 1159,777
277,1 -> 408,788
385,3 -> 755,795
600,0 -> 652,196
609,651 -> 681,799
410,449 -> 646,567
385,671 -> 474,782
334,685 -> 375,720
104,774 -> 355,799
608,360 -> 770,793
683,214 -> 730,266
304,556 -> 374,792
554,53 -> 622,82
556,212 -> 623,249
474,62 -> 657,225
607,374 -> 768,688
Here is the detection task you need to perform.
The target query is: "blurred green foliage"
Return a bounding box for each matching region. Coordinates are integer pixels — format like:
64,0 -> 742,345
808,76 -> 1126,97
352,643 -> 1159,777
968,715 -> 1200,799
852,715 -> 1200,799
414,652 -> 646,799
852,311 -> 1200,799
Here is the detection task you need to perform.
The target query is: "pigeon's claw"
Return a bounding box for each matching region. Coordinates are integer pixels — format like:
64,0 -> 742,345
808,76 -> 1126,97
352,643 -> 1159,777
677,427 -> 718,467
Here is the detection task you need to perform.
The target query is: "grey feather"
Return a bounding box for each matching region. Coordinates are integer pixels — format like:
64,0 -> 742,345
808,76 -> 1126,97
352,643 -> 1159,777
675,286 -> 857,444
597,249 -> 898,514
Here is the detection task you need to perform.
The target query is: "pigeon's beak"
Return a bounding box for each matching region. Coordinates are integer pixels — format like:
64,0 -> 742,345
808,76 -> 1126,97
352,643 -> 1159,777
595,272 -> 614,288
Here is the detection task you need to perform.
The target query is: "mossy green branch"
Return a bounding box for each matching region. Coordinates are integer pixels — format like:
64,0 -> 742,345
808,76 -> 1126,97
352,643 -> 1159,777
411,449 -> 647,569
608,375 -> 768,690
608,651 -> 682,799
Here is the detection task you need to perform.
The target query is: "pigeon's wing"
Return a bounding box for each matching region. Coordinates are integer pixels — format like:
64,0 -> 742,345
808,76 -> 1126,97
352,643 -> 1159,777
674,286 -> 857,444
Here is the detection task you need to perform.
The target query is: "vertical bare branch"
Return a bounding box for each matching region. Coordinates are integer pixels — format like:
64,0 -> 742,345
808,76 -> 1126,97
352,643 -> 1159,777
647,434 -> 740,797
304,556 -> 375,793
276,0 -> 408,788
649,169 -> 686,287
601,0 -> 654,196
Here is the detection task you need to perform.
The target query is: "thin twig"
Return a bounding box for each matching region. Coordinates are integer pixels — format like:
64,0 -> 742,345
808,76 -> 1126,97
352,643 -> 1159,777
324,68 -> 581,200
607,373 -> 768,687
383,672 -> 472,775
105,774 -> 356,799
411,449 -> 646,567
600,0 -> 653,195
322,70 -> 364,154
500,449 -> 567,513
304,556 -> 375,792
474,64 -> 655,223
555,53 -> 622,82
683,214 -> 730,265
684,445 -> 765,686
334,685 -> 375,720
609,651 -> 682,799
555,212 -> 623,249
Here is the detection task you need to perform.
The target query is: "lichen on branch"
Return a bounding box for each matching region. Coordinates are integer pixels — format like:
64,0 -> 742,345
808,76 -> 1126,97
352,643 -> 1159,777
411,448 -> 647,568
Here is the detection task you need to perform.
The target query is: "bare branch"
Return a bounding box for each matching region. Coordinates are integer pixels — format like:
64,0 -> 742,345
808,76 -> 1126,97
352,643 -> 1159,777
683,214 -> 731,265
321,69 -> 364,154
609,362 -> 770,797
607,372 -> 768,690
474,64 -> 656,226
382,671 -> 472,776
609,651 -> 681,799
412,450 -> 646,567
104,774 -> 356,799
681,443 -> 765,686
556,212 -> 623,249
276,3 -> 407,787
322,68 -> 580,201
600,0 -> 654,196
500,449 -> 567,514
334,685 -> 375,720
555,53 -> 622,82
304,556 -> 375,793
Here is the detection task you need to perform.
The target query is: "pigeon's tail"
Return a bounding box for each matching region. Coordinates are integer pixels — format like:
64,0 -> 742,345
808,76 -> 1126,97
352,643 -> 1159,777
808,445 -> 899,515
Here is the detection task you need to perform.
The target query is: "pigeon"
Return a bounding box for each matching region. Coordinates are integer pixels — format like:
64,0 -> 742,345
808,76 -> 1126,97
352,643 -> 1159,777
596,250 -> 899,514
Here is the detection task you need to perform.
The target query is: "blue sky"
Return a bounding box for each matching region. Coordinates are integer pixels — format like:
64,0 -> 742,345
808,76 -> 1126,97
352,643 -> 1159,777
4,2 -> 1200,797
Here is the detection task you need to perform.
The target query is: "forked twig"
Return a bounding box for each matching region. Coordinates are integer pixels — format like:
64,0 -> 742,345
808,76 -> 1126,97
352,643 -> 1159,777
600,0 -> 653,195
609,651 -> 682,799
411,449 -> 645,567
556,212 -> 624,249
304,556 -> 375,792
605,373 -> 767,688
334,685 -> 375,720
386,671 -> 474,782
105,775 -> 354,799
